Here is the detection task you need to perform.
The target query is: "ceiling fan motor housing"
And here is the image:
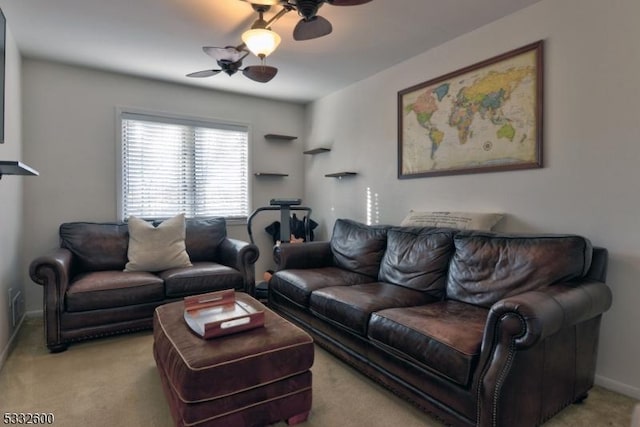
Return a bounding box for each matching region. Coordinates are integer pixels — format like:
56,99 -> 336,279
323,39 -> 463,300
296,0 -> 323,20
218,59 -> 242,76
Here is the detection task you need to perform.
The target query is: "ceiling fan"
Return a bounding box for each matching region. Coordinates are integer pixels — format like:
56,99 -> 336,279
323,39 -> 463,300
186,0 -> 373,83
186,46 -> 278,83
246,0 -> 374,41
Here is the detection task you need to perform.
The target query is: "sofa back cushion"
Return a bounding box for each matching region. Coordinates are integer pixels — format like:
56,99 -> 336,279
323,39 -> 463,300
61,217 -> 228,273
153,217 -> 227,262
60,222 -> 129,272
378,227 -> 455,298
185,217 -> 228,262
447,232 -> 593,308
330,219 -> 388,278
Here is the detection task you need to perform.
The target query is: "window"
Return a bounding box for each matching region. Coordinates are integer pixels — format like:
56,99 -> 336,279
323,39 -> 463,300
120,111 -> 249,220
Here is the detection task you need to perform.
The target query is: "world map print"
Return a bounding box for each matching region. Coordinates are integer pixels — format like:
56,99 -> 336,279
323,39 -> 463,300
399,43 -> 541,178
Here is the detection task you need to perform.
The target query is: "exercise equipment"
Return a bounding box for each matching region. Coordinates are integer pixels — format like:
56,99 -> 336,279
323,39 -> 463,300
247,198 -> 313,244
247,198 -> 314,302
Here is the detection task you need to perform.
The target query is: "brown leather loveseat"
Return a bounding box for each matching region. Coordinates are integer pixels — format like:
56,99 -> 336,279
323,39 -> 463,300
30,217 -> 259,352
268,219 -> 612,426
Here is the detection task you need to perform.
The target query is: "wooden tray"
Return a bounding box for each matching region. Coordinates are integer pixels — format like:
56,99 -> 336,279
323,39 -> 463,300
183,290 -> 265,339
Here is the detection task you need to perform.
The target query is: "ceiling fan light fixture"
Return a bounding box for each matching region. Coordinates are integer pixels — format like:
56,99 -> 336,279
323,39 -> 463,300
242,28 -> 281,58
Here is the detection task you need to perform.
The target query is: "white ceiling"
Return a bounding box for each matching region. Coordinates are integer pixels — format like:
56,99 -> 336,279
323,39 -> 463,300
0,0 -> 542,103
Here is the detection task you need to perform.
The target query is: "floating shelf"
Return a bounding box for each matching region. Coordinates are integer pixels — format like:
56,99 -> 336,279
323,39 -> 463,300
0,161 -> 39,179
304,147 -> 331,155
254,172 -> 289,177
325,172 -> 357,178
264,134 -> 297,141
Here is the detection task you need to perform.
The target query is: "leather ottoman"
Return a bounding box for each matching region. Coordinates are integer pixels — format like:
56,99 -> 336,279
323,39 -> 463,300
153,293 -> 314,427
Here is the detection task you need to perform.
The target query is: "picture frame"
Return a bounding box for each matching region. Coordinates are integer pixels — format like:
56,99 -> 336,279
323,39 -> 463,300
398,40 -> 543,179
0,8 -> 5,144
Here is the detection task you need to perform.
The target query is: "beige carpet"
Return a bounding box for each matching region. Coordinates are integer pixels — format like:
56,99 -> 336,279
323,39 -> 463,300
0,317 -> 637,427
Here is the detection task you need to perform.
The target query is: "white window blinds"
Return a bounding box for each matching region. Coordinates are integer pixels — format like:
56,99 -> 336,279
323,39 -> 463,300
120,112 -> 249,220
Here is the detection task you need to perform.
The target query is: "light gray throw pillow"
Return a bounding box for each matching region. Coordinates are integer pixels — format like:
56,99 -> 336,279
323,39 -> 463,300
400,210 -> 503,231
124,213 -> 192,272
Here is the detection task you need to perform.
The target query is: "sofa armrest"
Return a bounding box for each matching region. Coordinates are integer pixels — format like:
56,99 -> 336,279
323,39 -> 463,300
30,248 -> 73,298
482,280 -> 611,350
217,238 -> 259,294
273,241 -> 334,270
474,280 -> 612,426
29,248 -> 74,351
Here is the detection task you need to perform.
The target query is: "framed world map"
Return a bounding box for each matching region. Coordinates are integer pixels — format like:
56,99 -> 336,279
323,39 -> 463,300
398,40 -> 543,179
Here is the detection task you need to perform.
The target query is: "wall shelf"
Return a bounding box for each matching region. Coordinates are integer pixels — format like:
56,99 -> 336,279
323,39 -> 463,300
304,147 -> 331,155
264,134 -> 297,141
260,134 -> 297,176
254,172 -> 289,177
0,161 -> 39,179
325,172 -> 357,178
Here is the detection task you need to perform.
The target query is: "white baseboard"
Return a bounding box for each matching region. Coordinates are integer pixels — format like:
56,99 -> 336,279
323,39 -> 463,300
596,375 -> 640,400
0,313 -> 26,373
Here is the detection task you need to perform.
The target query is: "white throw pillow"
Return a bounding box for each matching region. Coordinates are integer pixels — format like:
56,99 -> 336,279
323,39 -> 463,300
124,213 -> 192,272
400,210 -> 503,231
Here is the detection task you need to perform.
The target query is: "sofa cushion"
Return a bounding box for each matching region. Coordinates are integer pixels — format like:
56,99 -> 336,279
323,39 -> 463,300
185,217 -> 228,262
125,214 -> 192,273
60,222 -> 129,272
330,219 -> 388,278
378,228 -> 455,298
159,261 -> 243,298
309,283 -> 434,336
66,270 -> 164,312
270,267 -> 374,308
447,232 -> 593,308
369,300 -> 488,386
148,216 -> 228,262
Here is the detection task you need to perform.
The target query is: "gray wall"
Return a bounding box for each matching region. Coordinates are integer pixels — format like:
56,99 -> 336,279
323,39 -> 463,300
20,59 -> 306,315
303,0 -> 640,398
0,26 -> 25,364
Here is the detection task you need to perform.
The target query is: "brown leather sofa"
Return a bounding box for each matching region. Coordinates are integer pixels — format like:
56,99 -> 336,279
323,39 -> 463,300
268,219 -> 612,427
30,217 -> 259,352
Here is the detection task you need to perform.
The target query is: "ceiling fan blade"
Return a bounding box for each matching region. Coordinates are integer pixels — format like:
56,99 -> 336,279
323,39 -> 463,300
203,46 -> 248,62
186,69 -> 222,78
293,16 -> 333,41
327,0 -> 373,5
243,65 -> 278,83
